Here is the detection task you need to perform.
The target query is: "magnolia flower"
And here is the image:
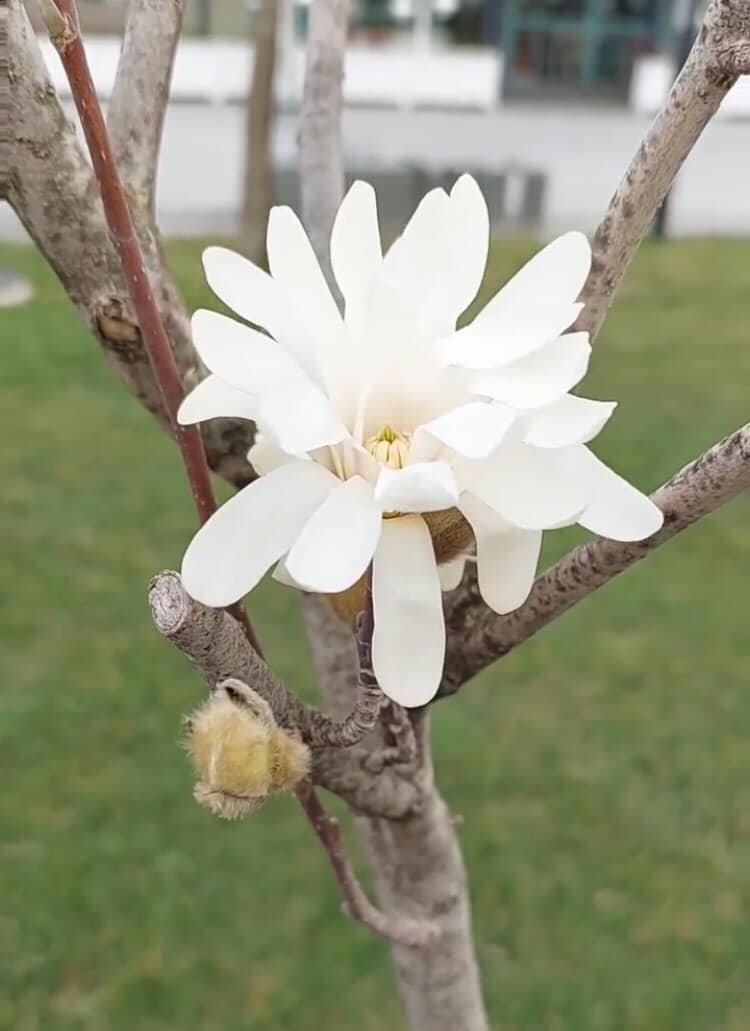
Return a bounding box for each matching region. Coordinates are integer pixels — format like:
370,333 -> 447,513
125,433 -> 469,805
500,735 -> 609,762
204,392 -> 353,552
179,175 -> 663,707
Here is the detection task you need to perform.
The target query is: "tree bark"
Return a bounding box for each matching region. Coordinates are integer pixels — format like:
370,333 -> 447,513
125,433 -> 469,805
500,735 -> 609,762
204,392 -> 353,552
241,0 -> 278,268
302,596 -> 489,1031
6,0 -> 255,489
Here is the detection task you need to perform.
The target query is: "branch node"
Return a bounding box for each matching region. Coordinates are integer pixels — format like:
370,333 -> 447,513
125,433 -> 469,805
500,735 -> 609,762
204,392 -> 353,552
37,0 -> 76,52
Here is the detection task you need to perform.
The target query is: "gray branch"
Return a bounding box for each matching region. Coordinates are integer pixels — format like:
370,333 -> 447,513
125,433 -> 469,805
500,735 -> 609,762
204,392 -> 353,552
444,0 -> 750,690
299,0 -> 348,295
148,571 -> 420,820
577,0 -> 750,340
107,0 -> 186,217
443,420 -> 750,692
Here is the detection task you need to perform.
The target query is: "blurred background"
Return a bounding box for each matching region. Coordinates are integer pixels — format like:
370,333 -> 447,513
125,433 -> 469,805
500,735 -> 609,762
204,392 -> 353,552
3,2 -> 750,1029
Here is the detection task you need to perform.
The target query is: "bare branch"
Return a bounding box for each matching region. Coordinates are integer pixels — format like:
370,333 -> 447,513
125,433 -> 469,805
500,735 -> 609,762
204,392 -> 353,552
7,0 -> 255,489
443,420 -> 750,692
108,0 -> 186,217
299,0 -> 348,293
148,572 -> 421,818
577,0 -> 750,340
296,782 -> 438,947
43,0 -> 216,523
439,0 -> 750,692
241,0 -> 277,267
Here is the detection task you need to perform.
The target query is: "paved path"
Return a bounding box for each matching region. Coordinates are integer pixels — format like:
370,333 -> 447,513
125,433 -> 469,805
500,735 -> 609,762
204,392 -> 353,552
2,103 -> 748,240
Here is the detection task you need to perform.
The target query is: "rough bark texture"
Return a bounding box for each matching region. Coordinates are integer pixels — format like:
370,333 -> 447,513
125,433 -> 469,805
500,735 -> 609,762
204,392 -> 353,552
6,0 -> 254,488
241,0 -> 277,268
443,420 -> 750,692
302,597 -> 488,1031
149,571 -> 422,820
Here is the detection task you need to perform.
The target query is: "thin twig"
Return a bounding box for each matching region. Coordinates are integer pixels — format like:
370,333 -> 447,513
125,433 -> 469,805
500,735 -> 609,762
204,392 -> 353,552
150,571 -> 396,751
148,572 -> 421,819
42,0 -> 261,654
43,0 -> 213,521
295,781 -> 439,947
10,1 -> 255,490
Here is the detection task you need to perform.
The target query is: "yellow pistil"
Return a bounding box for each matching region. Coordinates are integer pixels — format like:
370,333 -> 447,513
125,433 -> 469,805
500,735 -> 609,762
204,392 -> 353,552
365,425 -> 410,469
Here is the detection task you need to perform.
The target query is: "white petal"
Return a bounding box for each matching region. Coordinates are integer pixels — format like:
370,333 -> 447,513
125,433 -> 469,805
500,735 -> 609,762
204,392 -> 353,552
383,188 -> 449,284
438,555 -> 466,591
258,379 -> 348,454
438,301 -> 583,370
469,440 -> 590,530
459,493 -> 542,613
523,395 -> 617,448
374,462 -> 459,514
473,333 -> 592,410
372,516 -> 445,707
382,188 -> 452,333
442,174 -> 489,319
191,309 -> 301,395
272,557 -> 309,590
266,205 -> 343,377
286,476 -> 382,592
247,433 -> 299,475
412,402 -> 516,461
572,448 -> 664,541
177,374 -> 257,425
202,246 -> 285,338
331,181 -> 382,315
441,231 -> 590,370
479,231 -> 590,324
181,461 -> 339,606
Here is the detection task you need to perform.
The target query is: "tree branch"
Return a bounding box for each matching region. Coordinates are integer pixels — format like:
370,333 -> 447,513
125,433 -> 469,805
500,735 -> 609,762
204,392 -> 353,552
7,0 -> 255,489
296,782 -> 438,947
43,0 -> 215,523
577,0 -> 750,340
441,0 -> 750,691
442,420 -> 750,692
148,572 -> 421,819
299,0 -> 348,295
107,0 -> 186,218
241,0 -> 277,267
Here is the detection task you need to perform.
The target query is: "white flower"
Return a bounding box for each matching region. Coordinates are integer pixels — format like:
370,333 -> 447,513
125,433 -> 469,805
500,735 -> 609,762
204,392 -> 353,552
178,175 -> 663,708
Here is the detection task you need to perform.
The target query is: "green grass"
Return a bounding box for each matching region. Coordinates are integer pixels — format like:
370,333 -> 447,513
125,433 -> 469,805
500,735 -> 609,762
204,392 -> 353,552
2,237 -> 750,1031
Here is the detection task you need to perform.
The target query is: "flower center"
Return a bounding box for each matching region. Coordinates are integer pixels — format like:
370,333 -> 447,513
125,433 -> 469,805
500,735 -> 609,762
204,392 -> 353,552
365,425 -> 410,469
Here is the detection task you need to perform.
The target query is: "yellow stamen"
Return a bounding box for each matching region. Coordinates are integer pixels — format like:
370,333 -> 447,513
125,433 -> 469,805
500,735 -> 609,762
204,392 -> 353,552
365,425 -> 410,469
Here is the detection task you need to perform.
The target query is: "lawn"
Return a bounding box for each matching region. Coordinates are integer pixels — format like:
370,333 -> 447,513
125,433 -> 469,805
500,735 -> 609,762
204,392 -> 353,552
2,236 -> 750,1031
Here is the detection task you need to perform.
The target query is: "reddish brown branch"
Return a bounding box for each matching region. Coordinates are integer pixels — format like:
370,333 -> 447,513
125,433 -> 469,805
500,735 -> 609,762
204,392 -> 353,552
46,0 -> 213,521
43,0 -> 260,654
295,782 -> 438,947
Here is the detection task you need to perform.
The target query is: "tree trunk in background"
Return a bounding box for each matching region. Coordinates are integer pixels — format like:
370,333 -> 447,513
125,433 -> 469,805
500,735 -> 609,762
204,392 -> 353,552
241,0 -> 278,268
302,596 -> 489,1031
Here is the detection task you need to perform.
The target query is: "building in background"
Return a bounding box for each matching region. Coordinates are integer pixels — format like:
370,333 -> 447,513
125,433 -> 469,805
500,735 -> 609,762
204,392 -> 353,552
55,0 -> 684,104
